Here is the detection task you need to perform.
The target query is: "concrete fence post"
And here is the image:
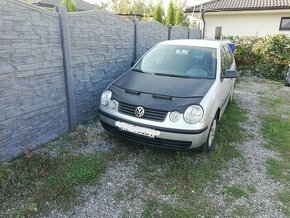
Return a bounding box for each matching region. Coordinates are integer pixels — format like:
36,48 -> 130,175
133,18 -> 138,62
187,28 -> 190,39
55,6 -> 77,129
168,24 -> 172,40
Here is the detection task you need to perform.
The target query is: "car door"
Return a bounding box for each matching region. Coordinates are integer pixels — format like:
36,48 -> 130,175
223,45 -> 236,98
220,45 -> 234,113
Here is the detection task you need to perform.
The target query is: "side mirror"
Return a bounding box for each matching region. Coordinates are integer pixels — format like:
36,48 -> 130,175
130,61 -> 135,68
224,69 -> 238,79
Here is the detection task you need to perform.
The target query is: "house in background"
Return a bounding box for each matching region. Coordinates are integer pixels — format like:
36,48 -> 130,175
29,0 -> 95,11
185,0 -> 290,38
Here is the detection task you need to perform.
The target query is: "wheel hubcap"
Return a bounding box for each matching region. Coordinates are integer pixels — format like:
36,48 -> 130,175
208,120 -> 217,147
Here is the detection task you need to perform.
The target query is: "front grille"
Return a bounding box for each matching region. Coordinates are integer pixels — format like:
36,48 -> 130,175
118,102 -> 167,121
101,121 -> 192,150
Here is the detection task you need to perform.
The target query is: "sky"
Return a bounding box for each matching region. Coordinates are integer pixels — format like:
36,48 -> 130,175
82,0 -> 213,10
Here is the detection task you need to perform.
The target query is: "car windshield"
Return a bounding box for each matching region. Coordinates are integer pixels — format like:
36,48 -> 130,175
133,45 -> 217,79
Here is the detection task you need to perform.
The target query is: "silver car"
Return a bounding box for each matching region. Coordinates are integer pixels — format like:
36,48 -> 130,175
98,40 -> 237,151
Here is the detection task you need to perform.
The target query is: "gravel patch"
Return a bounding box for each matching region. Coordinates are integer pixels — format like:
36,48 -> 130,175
47,149 -> 182,218
49,154 -> 144,218
31,77 -> 290,217
35,122 -> 114,157
205,77 -> 286,217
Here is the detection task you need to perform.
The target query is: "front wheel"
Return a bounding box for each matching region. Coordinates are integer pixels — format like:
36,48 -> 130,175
202,117 -> 217,152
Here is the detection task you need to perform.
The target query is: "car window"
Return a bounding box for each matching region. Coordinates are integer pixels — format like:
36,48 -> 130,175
221,45 -> 234,77
221,48 -> 228,75
143,45 -> 170,66
223,45 -> 234,68
134,45 -> 217,79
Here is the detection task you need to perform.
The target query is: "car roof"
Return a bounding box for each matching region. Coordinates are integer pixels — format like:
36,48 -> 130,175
158,39 -> 225,48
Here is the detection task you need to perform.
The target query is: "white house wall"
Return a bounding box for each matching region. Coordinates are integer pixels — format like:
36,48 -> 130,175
203,10 -> 290,38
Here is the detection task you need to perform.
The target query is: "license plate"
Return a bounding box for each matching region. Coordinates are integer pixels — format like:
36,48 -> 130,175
115,121 -> 160,138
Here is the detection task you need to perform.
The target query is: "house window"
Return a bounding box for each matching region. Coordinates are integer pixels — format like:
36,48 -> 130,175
280,17 -> 290,30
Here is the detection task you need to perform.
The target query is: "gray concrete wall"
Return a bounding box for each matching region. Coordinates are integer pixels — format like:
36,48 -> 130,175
171,25 -> 189,40
136,21 -> 168,59
68,11 -> 134,122
0,0 -> 68,161
189,29 -> 202,39
0,0 -> 201,161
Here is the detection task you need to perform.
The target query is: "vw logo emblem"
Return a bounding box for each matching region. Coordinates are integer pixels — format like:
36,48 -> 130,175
135,106 -> 145,118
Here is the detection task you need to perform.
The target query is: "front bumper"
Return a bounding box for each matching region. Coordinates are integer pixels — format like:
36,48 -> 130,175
99,109 -> 209,150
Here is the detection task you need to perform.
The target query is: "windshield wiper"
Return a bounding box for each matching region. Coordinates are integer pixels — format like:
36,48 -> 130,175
154,73 -> 196,79
132,69 -> 151,74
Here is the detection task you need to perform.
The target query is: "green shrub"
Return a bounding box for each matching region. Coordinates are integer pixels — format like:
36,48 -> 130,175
60,0 -> 77,12
225,34 -> 290,81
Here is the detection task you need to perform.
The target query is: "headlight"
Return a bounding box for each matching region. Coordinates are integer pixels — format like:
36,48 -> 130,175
184,105 -> 204,124
109,99 -> 118,109
101,90 -> 112,106
169,111 -> 181,122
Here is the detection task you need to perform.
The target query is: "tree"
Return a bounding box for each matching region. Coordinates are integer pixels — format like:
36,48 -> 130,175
175,7 -> 183,25
175,1 -> 190,27
180,16 -> 190,27
95,0 -> 110,10
111,0 -> 153,18
153,2 -> 164,23
132,0 -> 152,15
111,0 -> 132,14
166,0 -> 175,25
60,0 -> 77,12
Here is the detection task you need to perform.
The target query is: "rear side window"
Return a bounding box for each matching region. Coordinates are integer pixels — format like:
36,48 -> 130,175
223,45 -> 234,68
221,45 -> 234,75
221,48 -> 228,74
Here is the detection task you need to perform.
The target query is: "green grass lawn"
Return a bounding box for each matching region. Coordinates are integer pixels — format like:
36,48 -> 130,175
135,100 -> 247,216
0,130 -> 111,217
0,153 -> 110,216
223,184 -> 257,200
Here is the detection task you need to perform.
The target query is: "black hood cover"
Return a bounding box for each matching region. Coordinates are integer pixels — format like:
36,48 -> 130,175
109,70 -> 214,112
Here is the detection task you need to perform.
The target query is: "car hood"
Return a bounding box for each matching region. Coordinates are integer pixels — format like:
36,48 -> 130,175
114,70 -> 214,98
109,70 -> 215,112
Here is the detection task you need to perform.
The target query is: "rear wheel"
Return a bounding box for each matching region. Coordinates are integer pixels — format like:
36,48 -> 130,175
202,117 -> 217,152
285,81 -> 290,87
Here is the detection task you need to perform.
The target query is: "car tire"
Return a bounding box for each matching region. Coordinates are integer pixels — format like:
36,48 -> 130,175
285,81 -> 290,87
202,117 -> 217,152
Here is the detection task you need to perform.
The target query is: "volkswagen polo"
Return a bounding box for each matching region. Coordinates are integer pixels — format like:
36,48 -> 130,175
98,40 -> 238,151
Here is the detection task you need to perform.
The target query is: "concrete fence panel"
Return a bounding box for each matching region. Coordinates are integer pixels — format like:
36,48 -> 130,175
0,0 -> 202,161
189,29 -> 202,39
0,0 -> 68,161
170,25 -> 189,40
67,11 -> 134,122
136,21 -> 168,60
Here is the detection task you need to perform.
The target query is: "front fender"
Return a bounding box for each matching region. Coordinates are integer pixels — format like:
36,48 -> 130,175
200,81 -> 221,125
